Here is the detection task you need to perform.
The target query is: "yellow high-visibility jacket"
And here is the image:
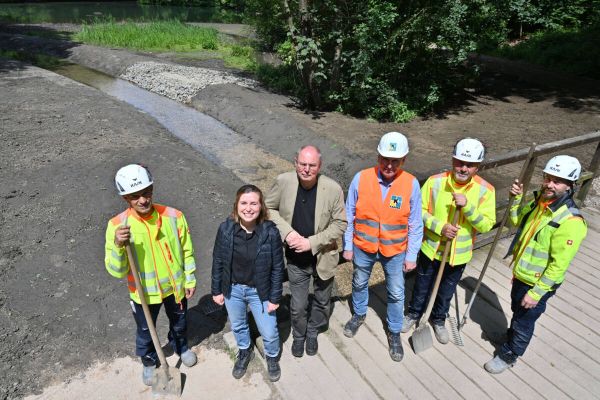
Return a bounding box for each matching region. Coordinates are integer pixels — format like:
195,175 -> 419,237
421,171 -> 496,266
509,193 -> 587,301
105,204 -> 196,304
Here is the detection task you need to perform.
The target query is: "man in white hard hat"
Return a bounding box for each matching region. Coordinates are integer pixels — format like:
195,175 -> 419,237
402,138 -> 496,344
104,164 -> 198,385
266,145 -> 347,358
485,155 -> 587,373
342,132 -> 423,362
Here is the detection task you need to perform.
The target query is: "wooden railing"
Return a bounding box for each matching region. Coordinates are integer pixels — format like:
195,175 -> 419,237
417,130 -> 600,249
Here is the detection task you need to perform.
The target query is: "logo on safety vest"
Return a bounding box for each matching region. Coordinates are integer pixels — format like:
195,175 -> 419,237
389,195 -> 402,209
567,239 -> 573,245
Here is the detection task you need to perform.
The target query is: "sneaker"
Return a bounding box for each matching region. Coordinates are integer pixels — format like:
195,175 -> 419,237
306,336 -> 318,356
142,365 -> 155,386
291,338 -> 305,358
432,323 -> 449,344
266,356 -> 281,382
387,332 -> 404,362
484,355 -> 515,374
180,349 -> 197,367
232,347 -> 254,379
401,315 -> 418,333
343,314 -> 366,338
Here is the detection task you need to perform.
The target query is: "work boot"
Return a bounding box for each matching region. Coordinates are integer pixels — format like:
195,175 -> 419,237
387,332 -> 404,362
484,355 -> 515,374
401,315 -> 418,333
232,347 -> 254,379
306,336 -> 318,356
343,314 -> 366,338
180,349 -> 197,367
432,323 -> 449,344
266,356 -> 281,382
291,338 -> 305,358
142,365 -> 155,386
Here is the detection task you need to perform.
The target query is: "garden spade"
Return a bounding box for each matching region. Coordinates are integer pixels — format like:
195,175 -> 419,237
411,206 -> 460,354
125,244 -> 182,396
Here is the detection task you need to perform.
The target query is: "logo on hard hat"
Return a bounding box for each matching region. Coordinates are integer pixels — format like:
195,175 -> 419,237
388,143 -> 397,151
130,181 -> 143,188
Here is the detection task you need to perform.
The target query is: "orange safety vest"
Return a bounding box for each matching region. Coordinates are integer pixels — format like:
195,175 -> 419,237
353,167 -> 414,257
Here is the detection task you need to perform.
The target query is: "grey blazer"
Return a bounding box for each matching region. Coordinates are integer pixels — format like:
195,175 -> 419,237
265,171 -> 347,280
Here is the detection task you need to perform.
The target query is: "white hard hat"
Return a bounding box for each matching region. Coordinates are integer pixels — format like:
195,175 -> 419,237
115,164 -> 154,195
377,131 -> 409,158
453,138 -> 485,162
543,155 -> 581,182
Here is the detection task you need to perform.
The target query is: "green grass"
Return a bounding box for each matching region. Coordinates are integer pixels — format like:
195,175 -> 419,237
74,20 -> 257,71
492,26 -> 600,80
0,49 -> 65,70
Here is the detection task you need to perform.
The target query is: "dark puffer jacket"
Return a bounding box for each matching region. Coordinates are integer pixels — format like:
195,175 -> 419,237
211,217 -> 284,304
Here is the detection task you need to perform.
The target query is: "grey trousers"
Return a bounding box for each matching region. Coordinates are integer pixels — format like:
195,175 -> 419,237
287,261 -> 334,340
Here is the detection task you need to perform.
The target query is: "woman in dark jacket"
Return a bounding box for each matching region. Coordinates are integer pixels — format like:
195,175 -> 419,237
212,184 -> 284,382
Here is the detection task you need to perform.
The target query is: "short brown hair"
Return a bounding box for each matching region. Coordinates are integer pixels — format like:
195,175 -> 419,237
231,184 -> 269,224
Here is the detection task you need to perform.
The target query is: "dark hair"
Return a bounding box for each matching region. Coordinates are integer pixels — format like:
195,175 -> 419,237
232,184 -> 269,224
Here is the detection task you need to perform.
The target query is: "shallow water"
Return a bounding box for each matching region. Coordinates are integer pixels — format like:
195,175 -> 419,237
55,63 -> 290,185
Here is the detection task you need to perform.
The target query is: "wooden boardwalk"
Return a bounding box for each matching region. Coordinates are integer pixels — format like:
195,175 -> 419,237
225,206 -> 600,400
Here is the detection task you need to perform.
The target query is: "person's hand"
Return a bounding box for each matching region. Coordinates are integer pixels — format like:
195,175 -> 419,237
441,223 -> 459,239
403,260 -> 417,272
285,231 -> 301,246
185,288 -> 196,299
114,225 -> 131,247
267,302 -> 279,313
521,292 -> 538,309
510,179 -> 524,196
342,250 -> 353,262
212,294 -> 224,306
452,193 -> 467,207
291,237 -> 311,253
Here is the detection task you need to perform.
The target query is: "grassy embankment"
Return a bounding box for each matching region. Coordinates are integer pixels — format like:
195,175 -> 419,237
491,26 -> 600,80
75,20 -> 256,71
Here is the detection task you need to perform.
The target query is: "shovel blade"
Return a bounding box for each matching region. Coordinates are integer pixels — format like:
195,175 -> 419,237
411,323 -> 433,354
152,366 -> 182,397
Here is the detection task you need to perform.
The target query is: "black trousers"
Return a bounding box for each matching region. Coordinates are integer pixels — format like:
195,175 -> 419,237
287,261 -> 334,340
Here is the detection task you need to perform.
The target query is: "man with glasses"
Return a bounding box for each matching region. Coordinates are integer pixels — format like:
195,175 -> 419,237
266,145 -> 347,357
105,164 -> 198,385
484,155 -> 587,373
402,138 -> 496,344
342,132 -> 423,362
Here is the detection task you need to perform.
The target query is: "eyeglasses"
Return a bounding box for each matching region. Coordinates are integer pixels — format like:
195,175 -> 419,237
295,161 -> 319,170
542,174 -> 570,186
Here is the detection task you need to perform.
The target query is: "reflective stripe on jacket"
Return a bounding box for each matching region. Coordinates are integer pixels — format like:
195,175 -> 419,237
509,192 -> 587,301
104,204 -> 196,305
353,167 -> 414,257
421,171 -> 496,266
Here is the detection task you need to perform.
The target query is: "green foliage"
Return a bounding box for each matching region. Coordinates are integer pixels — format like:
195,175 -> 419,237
75,19 -> 219,51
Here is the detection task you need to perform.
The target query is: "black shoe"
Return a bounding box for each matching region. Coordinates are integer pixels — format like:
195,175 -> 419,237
232,347 -> 254,379
266,356 -> 281,382
387,332 -> 404,362
306,336 -> 318,356
343,314 -> 366,338
291,338 -> 305,358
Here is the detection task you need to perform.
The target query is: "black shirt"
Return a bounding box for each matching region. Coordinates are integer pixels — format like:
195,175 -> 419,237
286,180 -> 318,267
232,224 -> 258,286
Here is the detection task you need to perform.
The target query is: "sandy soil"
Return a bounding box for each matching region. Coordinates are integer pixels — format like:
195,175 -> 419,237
1,22 -> 599,400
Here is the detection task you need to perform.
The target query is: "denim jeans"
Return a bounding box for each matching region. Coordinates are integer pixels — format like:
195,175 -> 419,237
499,278 -> 557,363
131,295 -> 188,367
224,284 -> 280,357
287,261 -> 334,340
407,251 -> 466,325
351,246 -> 406,333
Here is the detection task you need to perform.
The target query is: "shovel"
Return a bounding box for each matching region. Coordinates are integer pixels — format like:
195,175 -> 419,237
125,243 -> 182,396
458,143 -> 537,332
411,206 -> 460,354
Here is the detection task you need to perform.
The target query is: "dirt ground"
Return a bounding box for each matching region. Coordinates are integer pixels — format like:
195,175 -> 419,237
0,23 -> 599,400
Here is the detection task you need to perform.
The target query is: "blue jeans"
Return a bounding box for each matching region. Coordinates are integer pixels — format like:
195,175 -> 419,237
131,295 -> 188,367
499,278 -> 557,363
351,246 -> 406,333
224,284 -> 280,357
407,251 -> 466,325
